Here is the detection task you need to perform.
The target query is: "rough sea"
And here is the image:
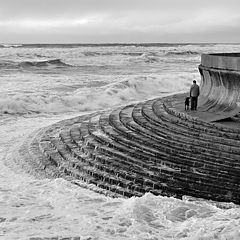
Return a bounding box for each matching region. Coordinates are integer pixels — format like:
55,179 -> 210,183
0,43 -> 240,240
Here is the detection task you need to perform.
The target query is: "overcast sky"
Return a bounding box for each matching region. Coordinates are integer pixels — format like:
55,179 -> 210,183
0,0 -> 240,43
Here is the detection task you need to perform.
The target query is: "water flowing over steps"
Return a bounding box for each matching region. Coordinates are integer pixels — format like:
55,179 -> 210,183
23,96 -> 240,204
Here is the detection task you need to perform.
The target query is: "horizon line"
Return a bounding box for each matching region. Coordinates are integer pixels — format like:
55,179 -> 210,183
1,42 -> 240,45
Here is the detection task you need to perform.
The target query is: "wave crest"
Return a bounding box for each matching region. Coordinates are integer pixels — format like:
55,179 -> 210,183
0,44 -> 23,48
126,53 -> 160,64
83,51 -> 145,57
0,59 -> 73,69
165,50 -> 199,56
18,59 -> 71,68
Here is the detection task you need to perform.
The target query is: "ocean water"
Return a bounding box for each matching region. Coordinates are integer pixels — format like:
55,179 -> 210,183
0,43 -> 240,240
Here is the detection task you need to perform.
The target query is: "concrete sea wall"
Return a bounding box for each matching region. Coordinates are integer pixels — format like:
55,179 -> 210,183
199,53 -> 240,113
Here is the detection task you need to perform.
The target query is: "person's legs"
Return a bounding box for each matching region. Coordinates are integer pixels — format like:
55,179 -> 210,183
191,97 -> 197,110
195,97 -> 198,110
190,97 -> 194,110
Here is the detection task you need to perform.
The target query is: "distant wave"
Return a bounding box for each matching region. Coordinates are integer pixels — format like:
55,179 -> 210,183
141,53 -> 159,63
34,54 -> 52,58
165,50 -> 199,56
0,43 -> 227,49
18,59 -> 72,68
0,43 -> 196,49
126,52 -> 160,64
0,44 -> 23,48
0,61 -> 16,68
0,59 -> 73,69
83,51 -> 144,57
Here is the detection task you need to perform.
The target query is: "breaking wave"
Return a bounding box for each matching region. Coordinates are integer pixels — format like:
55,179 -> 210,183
126,53 -> 160,64
165,50 -> 200,56
83,51 -> 147,57
0,44 -> 23,48
0,74 -> 193,115
18,59 -> 72,68
0,59 -> 73,69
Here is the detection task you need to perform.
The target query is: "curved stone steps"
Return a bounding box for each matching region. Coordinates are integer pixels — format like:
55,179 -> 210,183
72,109 -> 240,194
37,124 -> 141,198
161,98 -> 240,137
142,99 -> 240,149
154,100 -> 240,147
60,125 -> 172,193
39,139 -> 94,182
39,139 -> 70,171
100,112 -> 173,161
132,105 -> 240,187
93,118 -> 240,194
27,137 -> 57,176
50,134 -> 143,198
100,112 -> 168,155
78,139 -> 236,202
60,118 -> 208,199
104,113 -> 188,167
71,109 -> 240,199
66,125 -> 155,176
95,119 -> 204,196
123,112 -> 239,184
130,103 -> 240,162
70,142 -> 185,198
25,115 -> 97,179
75,129 -> 188,197
100,114 -> 209,175
132,102 -> 240,167
115,104 -> 240,179
107,108 -> 205,168
81,145 -> 240,203
99,114 -> 195,173
117,105 -> 240,187
162,98 -> 240,135
88,119 -> 187,173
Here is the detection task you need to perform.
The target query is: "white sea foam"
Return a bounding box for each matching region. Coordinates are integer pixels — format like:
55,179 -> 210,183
1,165 -> 240,240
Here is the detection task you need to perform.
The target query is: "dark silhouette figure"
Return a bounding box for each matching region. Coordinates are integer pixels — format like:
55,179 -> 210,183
190,80 -> 200,110
185,97 -> 190,110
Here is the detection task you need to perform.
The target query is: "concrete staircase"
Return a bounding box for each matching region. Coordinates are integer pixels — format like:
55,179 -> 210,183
24,96 -> 240,204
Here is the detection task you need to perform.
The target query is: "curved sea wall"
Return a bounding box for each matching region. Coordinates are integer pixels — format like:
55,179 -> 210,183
199,53 -> 240,113
19,54 -> 240,204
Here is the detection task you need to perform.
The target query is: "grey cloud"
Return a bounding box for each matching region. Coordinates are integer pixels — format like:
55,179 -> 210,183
1,0 -> 239,19
0,0 -> 240,43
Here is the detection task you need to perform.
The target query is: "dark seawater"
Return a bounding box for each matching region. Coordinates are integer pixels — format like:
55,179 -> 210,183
0,43 -> 240,239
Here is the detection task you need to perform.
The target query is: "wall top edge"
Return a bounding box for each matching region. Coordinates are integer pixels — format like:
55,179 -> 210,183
204,53 -> 240,57
201,53 -> 240,71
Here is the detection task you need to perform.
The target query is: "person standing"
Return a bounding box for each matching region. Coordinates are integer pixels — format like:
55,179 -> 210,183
190,80 -> 200,110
